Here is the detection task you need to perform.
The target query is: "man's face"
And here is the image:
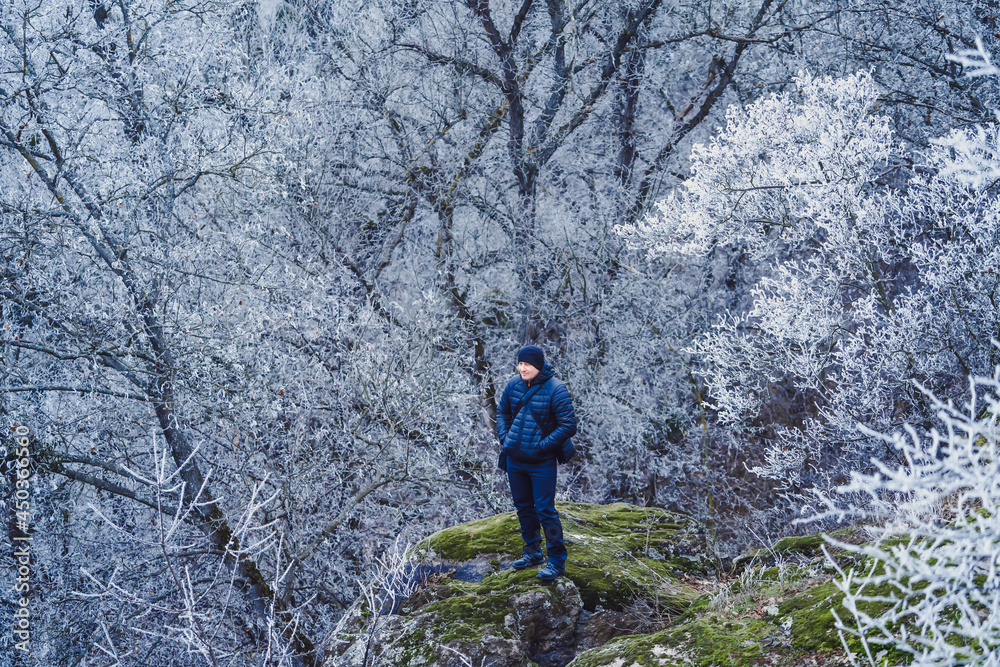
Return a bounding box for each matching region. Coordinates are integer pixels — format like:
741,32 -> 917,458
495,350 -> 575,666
518,361 -> 541,382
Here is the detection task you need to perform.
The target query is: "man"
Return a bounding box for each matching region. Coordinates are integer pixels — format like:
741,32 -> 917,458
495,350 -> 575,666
496,345 -> 577,580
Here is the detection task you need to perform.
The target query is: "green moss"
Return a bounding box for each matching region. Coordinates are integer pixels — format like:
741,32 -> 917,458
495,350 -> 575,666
733,527 -> 868,574
760,566 -> 781,581
779,581 -> 846,653
680,593 -> 713,618
424,569 -> 549,609
423,593 -> 513,643
568,614 -> 775,667
772,534 -> 826,556
379,574 -> 527,665
358,502 -> 713,665
393,509 -> 927,667
385,566 -> 612,666
777,575 -> 909,663
569,566 -> 873,667
415,512 -> 524,562
752,563 -> 815,586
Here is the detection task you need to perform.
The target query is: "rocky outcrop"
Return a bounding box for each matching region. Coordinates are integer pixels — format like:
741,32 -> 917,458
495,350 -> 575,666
329,503 -> 855,667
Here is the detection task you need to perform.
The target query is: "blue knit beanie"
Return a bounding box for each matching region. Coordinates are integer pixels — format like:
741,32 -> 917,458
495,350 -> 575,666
517,345 -> 545,370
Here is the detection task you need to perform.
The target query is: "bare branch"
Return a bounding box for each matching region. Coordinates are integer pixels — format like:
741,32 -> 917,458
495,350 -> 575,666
2,385 -> 154,402
396,42 -> 504,88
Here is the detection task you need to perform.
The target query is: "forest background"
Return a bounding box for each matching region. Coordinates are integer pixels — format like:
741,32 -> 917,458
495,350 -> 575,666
2,0 -> 1000,664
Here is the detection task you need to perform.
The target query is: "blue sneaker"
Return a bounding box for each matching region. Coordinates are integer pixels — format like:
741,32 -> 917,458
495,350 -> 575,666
537,563 -> 564,580
512,553 -> 545,570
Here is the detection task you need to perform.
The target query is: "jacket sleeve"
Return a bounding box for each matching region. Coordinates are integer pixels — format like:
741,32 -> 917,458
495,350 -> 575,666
541,382 -> 577,453
496,384 -> 513,445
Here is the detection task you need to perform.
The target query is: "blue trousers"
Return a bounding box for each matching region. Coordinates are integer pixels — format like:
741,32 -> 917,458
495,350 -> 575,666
506,457 -> 566,568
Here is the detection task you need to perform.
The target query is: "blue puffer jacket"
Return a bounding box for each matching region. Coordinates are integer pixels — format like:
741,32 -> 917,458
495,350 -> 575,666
497,363 -> 577,463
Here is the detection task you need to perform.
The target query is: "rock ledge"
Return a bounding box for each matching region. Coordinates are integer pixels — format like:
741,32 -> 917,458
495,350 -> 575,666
330,503 -> 855,667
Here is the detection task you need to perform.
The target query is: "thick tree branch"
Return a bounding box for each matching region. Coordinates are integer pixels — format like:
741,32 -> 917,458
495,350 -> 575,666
395,42 -> 504,88
628,0 -> 781,223
510,0 -> 535,43
51,465 -> 181,516
1,386 -> 154,402
532,0 -> 663,170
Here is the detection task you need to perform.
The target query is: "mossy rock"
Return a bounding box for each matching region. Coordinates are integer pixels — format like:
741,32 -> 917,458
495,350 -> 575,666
565,613 -> 777,667
567,554 -> 867,667
731,528 -> 868,575
778,576 -> 912,664
335,507 -> 907,667
414,501 -> 713,613
334,503 -> 715,666
565,582 -> 854,667
772,534 -> 827,557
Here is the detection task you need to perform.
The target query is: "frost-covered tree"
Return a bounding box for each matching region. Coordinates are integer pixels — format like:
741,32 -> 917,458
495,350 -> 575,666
809,40 -> 1000,667
622,67 -> 1000,508
0,0 -> 494,664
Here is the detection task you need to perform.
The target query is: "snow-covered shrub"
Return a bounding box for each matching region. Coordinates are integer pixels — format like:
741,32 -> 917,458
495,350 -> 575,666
818,370 -> 1000,666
